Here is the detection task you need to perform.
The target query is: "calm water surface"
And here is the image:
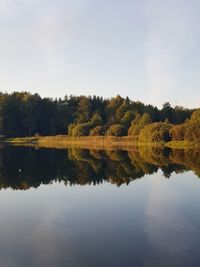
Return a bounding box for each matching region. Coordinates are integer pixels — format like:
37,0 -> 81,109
0,145 -> 200,267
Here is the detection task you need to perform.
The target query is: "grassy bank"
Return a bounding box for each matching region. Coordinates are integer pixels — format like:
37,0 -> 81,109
166,140 -> 200,149
7,135 -> 139,149
7,137 -> 38,144
6,135 -> 199,150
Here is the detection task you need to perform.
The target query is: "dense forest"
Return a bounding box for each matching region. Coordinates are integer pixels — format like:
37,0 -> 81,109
0,91 -> 199,143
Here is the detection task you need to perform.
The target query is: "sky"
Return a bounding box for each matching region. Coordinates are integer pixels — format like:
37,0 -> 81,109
0,0 -> 200,108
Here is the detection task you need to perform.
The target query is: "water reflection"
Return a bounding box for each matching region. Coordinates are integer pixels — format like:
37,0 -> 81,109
0,146 -> 200,267
0,145 -> 199,190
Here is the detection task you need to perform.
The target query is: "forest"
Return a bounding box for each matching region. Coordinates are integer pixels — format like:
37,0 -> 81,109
0,91 -> 199,144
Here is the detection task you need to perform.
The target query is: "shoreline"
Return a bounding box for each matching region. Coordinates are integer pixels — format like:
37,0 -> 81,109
4,135 -> 199,150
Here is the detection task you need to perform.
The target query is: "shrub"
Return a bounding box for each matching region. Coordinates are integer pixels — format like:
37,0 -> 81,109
68,123 -> 76,136
169,124 -> 186,141
185,122 -> 200,142
139,122 -> 172,143
106,124 -> 127,136
128,113 -> 152,136
183,109 -> 200,142
72,123 -> 92,137
89,126 -> 107,136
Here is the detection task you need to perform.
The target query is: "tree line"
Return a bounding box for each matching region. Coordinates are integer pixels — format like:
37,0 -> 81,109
0,91 -> 196,143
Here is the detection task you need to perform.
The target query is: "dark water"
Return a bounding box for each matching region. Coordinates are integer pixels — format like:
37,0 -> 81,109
0,145 -> 200,267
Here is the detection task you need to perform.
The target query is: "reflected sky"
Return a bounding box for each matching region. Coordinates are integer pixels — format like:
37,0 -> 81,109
0,170 -> 199,267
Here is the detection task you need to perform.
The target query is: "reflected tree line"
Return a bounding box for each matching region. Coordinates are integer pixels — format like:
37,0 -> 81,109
0,146 -> 199,190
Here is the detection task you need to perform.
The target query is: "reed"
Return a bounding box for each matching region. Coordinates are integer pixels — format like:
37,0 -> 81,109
7,135 -> 199,150
7,135 -> 138,149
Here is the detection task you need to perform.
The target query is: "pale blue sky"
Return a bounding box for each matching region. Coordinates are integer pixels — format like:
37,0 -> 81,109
0,0 -> 200,108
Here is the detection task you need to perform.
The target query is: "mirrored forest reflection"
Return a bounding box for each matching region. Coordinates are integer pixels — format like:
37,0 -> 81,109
0,145 -> 200,190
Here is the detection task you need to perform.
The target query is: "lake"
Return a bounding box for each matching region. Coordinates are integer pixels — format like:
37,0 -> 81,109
0,145 -> 200,267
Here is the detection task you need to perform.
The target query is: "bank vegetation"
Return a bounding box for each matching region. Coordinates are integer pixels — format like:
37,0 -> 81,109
1,92 -> 200,148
